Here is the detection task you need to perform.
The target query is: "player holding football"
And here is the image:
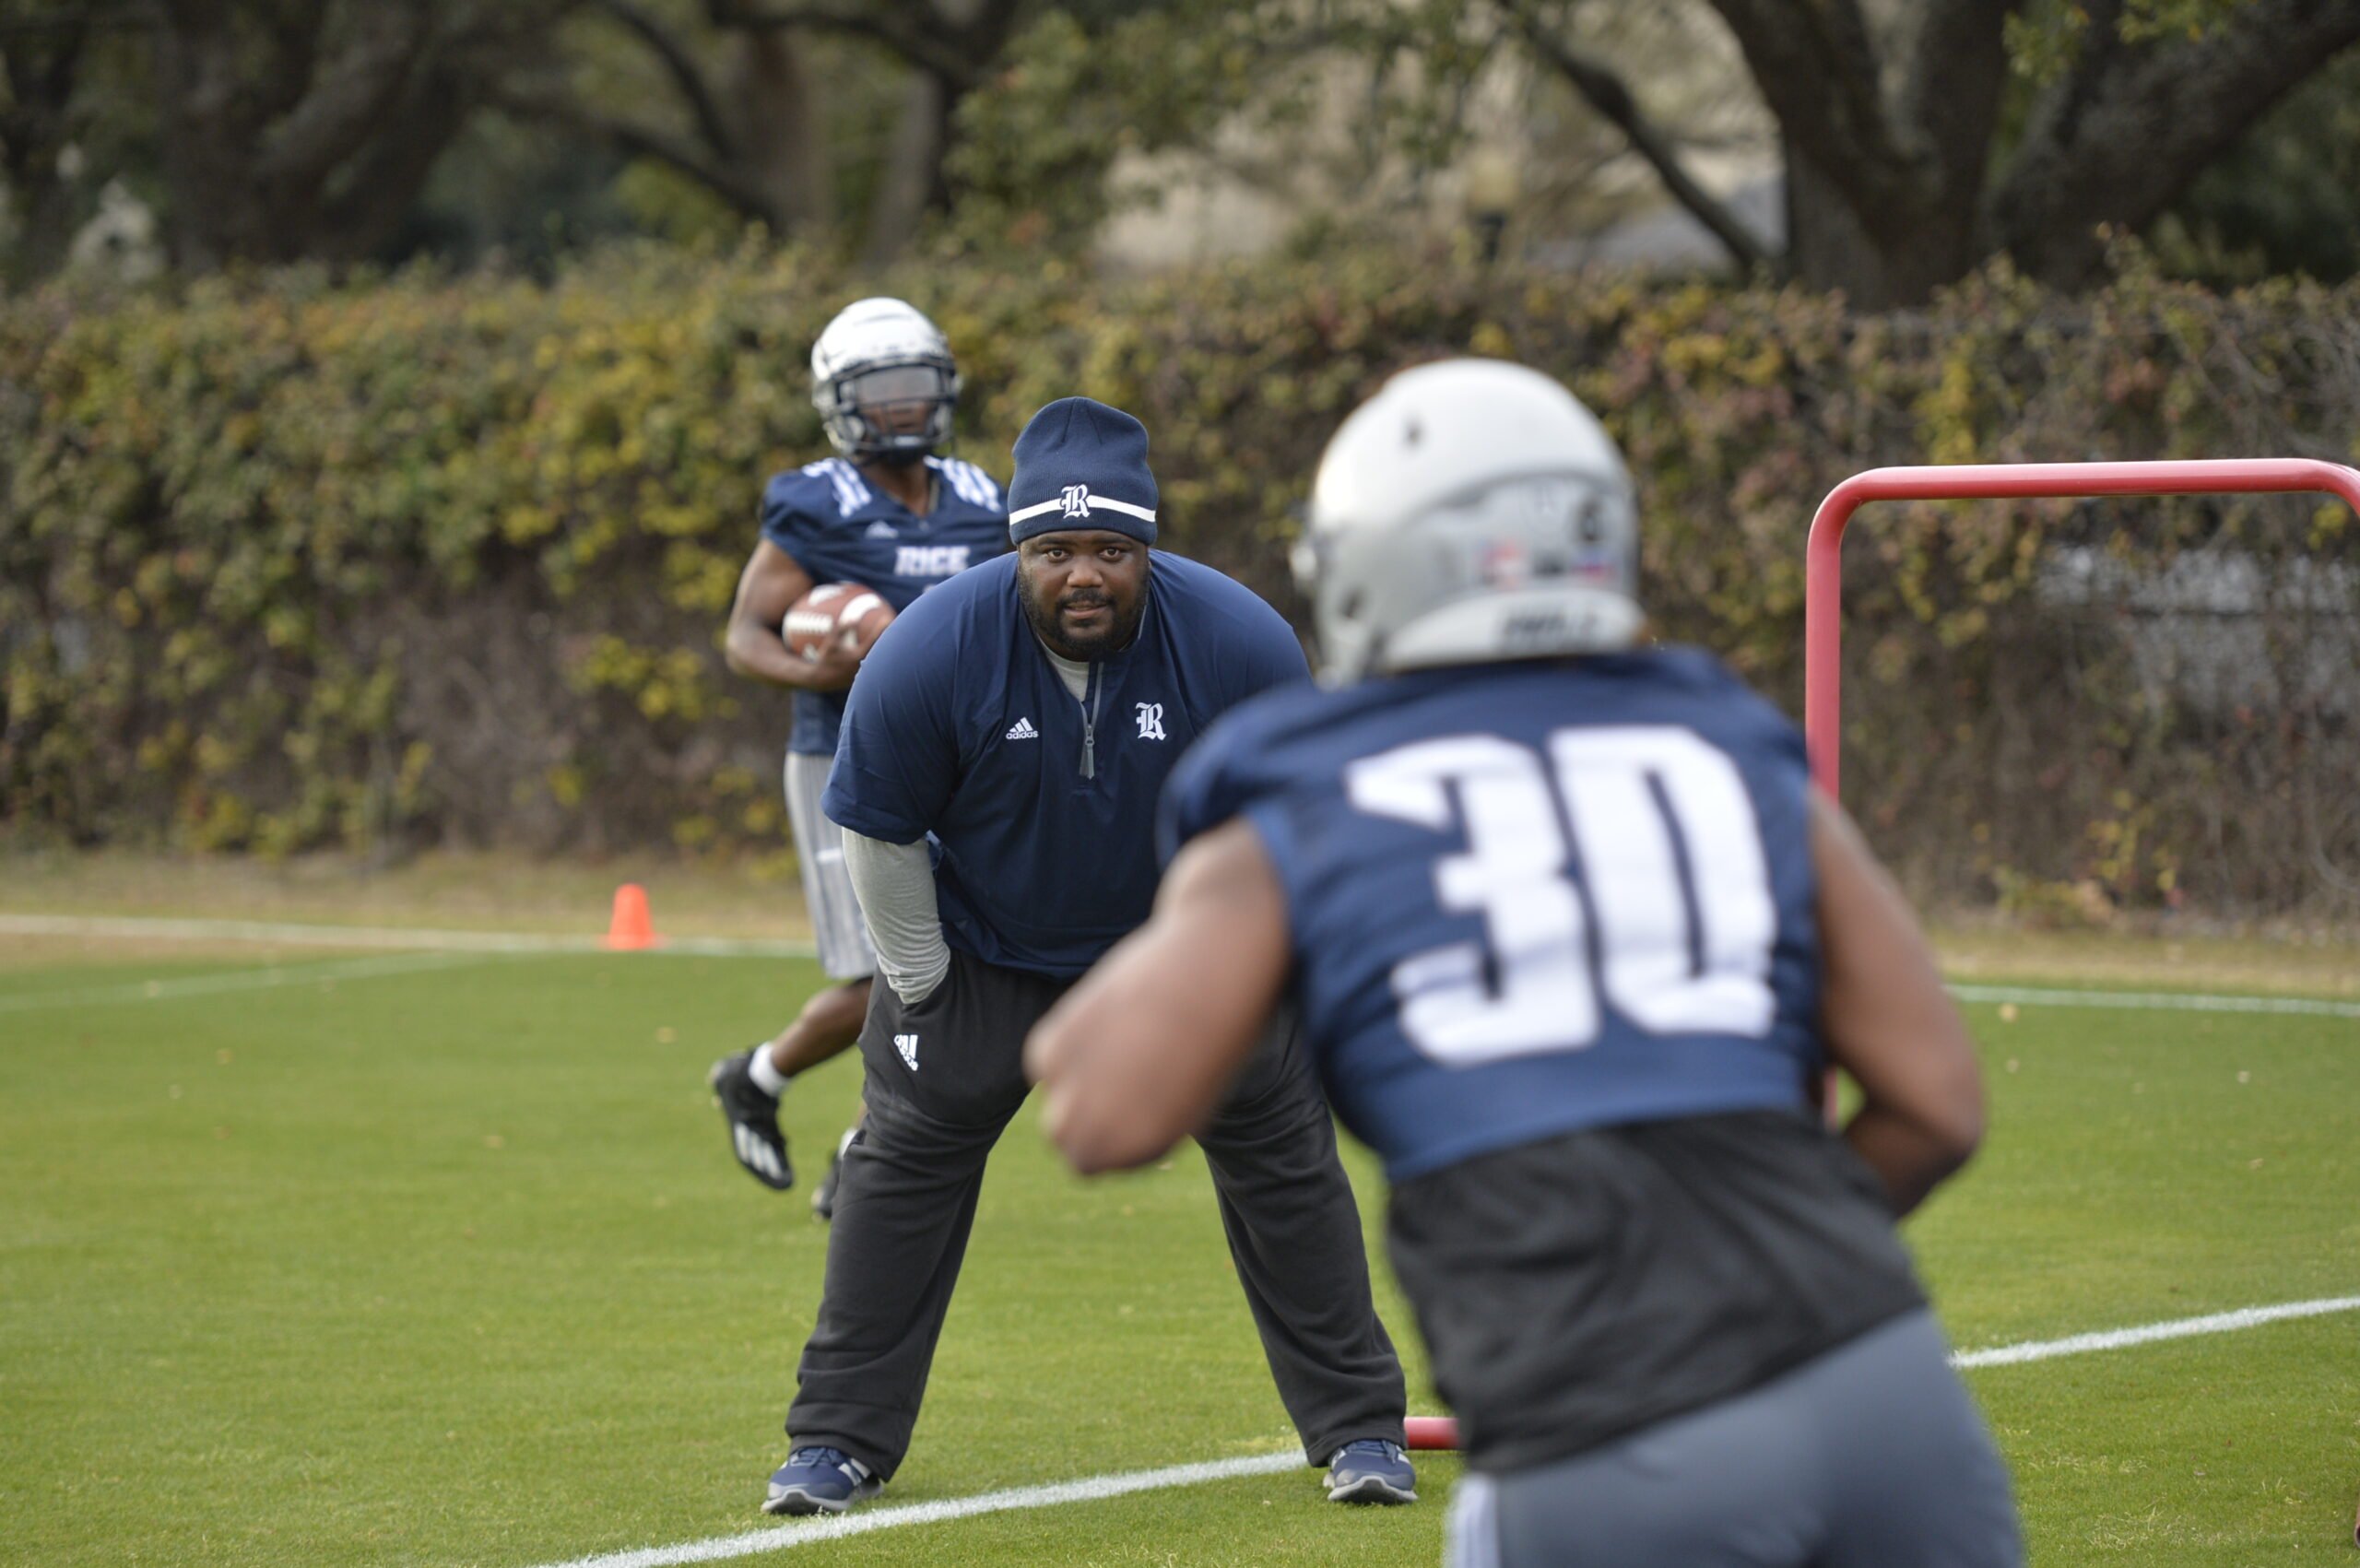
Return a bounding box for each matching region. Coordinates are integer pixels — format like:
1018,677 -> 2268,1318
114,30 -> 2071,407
711,298 -> 1007,1217
1028,361 -> 2024,1566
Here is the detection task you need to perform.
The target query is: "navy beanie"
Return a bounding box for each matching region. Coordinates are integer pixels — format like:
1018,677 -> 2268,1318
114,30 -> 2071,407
1005,397 -> 1159,546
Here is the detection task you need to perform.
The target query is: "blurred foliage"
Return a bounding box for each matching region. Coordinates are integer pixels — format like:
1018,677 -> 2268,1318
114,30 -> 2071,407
2152,48 -> 2360,287
2006,0 -> 2262,85
2,240 -> 2356,911
940,1 -> 1314,256
6,0 -> 2360,295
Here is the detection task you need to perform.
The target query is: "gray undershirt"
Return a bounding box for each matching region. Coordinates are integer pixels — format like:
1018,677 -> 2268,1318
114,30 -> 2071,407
1041,641 -> 1091,701
842,831 -> 950,1005
841,638 -> 1095,1005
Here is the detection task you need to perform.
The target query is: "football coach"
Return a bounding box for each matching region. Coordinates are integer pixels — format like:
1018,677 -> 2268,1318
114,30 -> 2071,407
759,397 -> 1413,1515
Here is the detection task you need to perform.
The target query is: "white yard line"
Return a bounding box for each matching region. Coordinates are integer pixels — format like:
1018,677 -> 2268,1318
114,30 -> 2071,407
0,949 -> 492,1013
0,913 -> 812,959
6,914 -> 2352,1011
521,1295 -> 2360,1568
535,1453 -> 1304,1568
1952,1295 -> 2360,1368
1949,983 -> 2360,1020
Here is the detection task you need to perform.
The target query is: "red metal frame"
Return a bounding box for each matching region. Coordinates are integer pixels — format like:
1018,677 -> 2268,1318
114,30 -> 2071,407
1805,458 -> 2360,796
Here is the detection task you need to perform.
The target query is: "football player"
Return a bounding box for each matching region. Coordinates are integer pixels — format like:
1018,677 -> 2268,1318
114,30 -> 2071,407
1028,361 -> 2023,1566
711,298 -> 1007,1216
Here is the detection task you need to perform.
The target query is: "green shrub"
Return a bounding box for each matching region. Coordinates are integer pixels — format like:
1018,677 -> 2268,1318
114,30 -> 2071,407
4,242 -> 2355,915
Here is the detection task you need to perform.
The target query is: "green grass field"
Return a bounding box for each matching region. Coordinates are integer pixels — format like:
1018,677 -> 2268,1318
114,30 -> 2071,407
3,909 -> 2356,1566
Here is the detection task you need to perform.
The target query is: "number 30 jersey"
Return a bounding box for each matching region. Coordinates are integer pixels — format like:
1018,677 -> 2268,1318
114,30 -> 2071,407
1161,649 -> 1822,1183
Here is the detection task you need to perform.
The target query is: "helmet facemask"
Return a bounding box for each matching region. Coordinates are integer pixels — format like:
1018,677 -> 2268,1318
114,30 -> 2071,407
816,358 -> 959,465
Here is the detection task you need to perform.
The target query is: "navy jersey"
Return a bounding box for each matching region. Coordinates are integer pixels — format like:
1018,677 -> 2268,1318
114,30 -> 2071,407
824,551 -> 1311,979
760,454 -> 1009,757
1163,650 -> 1823,1182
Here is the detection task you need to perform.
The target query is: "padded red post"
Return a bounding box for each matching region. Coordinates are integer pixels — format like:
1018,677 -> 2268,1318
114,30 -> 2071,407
1403,1415 -> 1457,1451
1804,458 -> 2360,796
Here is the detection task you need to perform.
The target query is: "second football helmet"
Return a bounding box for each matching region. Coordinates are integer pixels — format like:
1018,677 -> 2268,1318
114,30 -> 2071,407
810,298 -> 960,465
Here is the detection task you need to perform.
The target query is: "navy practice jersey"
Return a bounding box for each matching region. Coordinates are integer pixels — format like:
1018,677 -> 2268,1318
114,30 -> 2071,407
760,454 -> 1009,757
824,551 -> 1311,978
1162,650 -> 1823,1182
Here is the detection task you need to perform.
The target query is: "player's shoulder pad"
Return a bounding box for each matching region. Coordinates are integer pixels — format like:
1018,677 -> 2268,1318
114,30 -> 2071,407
926,455 -> 1005,513
766,457 -> 875,525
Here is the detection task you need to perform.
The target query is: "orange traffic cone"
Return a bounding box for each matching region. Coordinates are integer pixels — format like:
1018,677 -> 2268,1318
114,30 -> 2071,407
605,883 -> 659,950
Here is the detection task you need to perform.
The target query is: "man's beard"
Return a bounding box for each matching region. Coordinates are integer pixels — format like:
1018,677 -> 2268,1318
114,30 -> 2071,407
1020,572 -> 1146,661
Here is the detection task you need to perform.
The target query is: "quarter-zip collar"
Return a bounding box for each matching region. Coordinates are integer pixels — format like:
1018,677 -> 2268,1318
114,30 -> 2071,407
1028,576 -> 1156,782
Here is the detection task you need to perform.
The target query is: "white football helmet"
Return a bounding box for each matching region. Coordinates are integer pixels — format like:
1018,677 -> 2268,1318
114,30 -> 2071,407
1294,359 -> 1642,682
810,297 -> 960,464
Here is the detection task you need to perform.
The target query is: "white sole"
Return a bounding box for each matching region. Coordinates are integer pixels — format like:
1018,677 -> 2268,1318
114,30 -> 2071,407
1326,1476 -> 1417,1504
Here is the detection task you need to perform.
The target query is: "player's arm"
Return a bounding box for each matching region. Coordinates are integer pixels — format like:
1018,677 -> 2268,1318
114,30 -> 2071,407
842,829 -> 950,1005
723,538 -> 860,693
1811,788 -> 1986,1217
1027,819 -> 1292,1174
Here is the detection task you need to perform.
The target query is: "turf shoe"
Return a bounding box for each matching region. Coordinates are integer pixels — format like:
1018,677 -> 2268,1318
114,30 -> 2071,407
709,1048 -> 794,1191
1326,1439 -> 1417,1504
763,1446 -> 881,1515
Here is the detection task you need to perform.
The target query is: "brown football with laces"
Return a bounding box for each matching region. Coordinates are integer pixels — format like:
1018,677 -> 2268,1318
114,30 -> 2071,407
783,582 -> 895,663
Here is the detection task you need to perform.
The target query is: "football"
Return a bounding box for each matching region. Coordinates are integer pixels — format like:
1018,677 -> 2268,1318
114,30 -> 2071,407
783,581 -> 895,663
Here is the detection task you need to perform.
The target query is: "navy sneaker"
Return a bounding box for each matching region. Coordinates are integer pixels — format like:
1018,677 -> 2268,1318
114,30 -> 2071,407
1326,1438 -> 1417,1504
763,1446 -> 881,1515
710,1049 -> 794,1192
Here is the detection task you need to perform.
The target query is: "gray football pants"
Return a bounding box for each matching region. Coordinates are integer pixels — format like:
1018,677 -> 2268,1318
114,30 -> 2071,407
1446,1310 -> 2023,1568
785,948 -> 1407,1480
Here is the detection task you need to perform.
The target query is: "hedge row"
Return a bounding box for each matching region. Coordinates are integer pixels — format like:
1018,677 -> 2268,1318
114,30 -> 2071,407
4,242 -> 2356,914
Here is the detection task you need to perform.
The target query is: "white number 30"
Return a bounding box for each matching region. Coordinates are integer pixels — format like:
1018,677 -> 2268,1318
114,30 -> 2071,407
1343,725 -> 1777,1067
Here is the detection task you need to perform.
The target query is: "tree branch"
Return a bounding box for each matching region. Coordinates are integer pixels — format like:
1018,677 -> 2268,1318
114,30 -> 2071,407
702,0 -> 981,88
489,84 -> 780,223
588,0 -> 739,160
1993,0 -> 2360,284
318,60 -> 474,261
1499,0 -> 1771,271
0,4 -> 158,37
254,5 -> 430,200
1700,0 -> 1930,235
1897,0 -> 2018,205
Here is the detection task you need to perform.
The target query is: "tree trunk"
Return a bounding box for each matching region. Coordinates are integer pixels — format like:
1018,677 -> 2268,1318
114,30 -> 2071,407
1,21 -> 88,287
1785,136 -> 1981,309
313,65 -> 475,264
151,7 -> 278,269
7,176 -> 82,286
726,26 -> 831,235
861,70 -> 950,265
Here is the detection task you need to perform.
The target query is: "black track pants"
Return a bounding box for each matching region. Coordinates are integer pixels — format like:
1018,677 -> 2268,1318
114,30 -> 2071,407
784,948 -> 1406,1480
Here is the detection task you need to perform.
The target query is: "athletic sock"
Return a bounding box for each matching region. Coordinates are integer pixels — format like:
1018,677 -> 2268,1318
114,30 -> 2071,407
749,1047 -> 790,1098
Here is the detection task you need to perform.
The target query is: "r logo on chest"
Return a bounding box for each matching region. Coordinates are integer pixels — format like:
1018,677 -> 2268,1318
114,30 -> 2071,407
1134,702 -> 1167,741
